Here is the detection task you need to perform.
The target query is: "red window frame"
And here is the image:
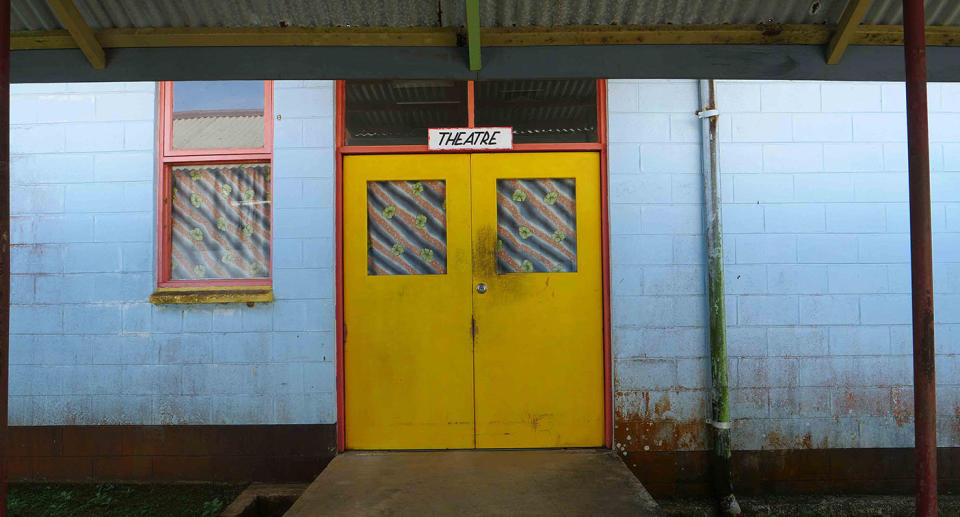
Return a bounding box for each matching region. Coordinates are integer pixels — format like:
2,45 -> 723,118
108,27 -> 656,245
334,79 -> 612,450
156,81 -> 275,288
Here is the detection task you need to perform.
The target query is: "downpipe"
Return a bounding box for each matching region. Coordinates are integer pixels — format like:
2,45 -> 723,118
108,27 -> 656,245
698,79 -> 741,516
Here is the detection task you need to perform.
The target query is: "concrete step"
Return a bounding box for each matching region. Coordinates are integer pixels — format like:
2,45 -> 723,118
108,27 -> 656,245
284,449 -> 662,516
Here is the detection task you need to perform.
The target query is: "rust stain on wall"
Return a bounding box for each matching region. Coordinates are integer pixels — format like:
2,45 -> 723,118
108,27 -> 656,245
614,391 -> 706,453
891,386 -> 913,427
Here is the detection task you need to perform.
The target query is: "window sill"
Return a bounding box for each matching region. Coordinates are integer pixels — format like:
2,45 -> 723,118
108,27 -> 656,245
150,286 -> 273,305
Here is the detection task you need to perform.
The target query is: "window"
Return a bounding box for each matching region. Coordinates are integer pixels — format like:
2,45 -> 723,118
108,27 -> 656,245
154,81 -> 274,302
342,80 -> 600,147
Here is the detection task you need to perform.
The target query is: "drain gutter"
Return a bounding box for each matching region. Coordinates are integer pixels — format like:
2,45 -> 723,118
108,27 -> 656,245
697,79 -> 741,516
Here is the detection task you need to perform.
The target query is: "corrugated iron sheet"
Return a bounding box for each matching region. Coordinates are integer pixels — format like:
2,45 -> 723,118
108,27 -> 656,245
13,0 -> 960,32
172,114 -> 264,150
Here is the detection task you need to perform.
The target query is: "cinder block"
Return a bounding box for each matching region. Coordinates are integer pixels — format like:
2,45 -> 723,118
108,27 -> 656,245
11,275 -> 35,305
302,117 -> 335,148
63,243 -> 122,273
151,306 -> 182,333
11,125 -> 65,154
676,357 -> 709,389
271,331 -> 333,363
720,204 -> 762,233
609,204 -> 643,235
881,83 -> 906,112
11,244 -> 63,274
765,205 -> 826,234
259,363 -> 304,394
181,308 -> 214,332
930,114 -> 960,142
932,173 -> 960,202
10,95 -> 38,124
794,173 -> 855,202
274,208 -> 332,239
719,143 -> 763,173
672,174 -> 702,204
761,82 -> 821,112
670,114 -> 700,143
821,83 -> 882,112
12,153 -> 94,184
607,143 -> 640,174
65,122 -> 124,152
737,357 -> 799,388
641,265 -> 704,295
274,268 -> 333,300
275,87 -> 333,118
64,183 -> 126,212
121,243 -> 152,272
799,295 -> 860,325
94,93 -> 155,121
641,205 -> 702,234
273,299 -> 333,332
122,303 -> 151,333
853,113 -> 907,142
792,113 -> 851,142
211,307 -> 244,332
608,113 -> 670,143
611,235 -> 673,265
829,326 -> 891,355
725,265 -> 767,295
607,82 -> 639,112
94,152 -> 153,181
241,303 -> 273,331
609,174 -> 671,204
273,149 -> 335,178
636,82 -> 697,113
273,119 -> 302,149
11,305 -> 62,334
733,174 -> 794,203
797,234 -> 858,263
302,238 -> 333,268
93,213 -> 152,242
674,235 -> 709,265
726,327 -> 767,357
769,387 -> 832,418
854,173 -> 908,202
121,365 -> 182,395
735,234 -> 797,264
614,358 -> 677,391
860,294 -> 912,325
12,185 -> 64,214
157,334 -> 212,364
823,143 -> 884,172
213,332 -> 270,364
36,274 -> 95,303
63,304 -> 122,333
766,265 -> 828,294
738,295 -> 798,325
611,265 -> 644,296
768,327 -> 828,357
730,387 -> 769,419
717,81 -> 761,112
731,114 -> 792,142
828,264 -> 890,294
301,179 -> 333,208
123,121 -> 154,151
35,215 -> 95,244
859,234 -> 910,263
826,204 -> 886,233
36,94 -> 96,123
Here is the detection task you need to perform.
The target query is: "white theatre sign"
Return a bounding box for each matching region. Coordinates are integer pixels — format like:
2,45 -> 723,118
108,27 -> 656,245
428,127 -> 513,151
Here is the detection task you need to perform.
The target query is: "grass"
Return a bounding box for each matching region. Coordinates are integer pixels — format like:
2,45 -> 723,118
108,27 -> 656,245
8,483 -> 245,517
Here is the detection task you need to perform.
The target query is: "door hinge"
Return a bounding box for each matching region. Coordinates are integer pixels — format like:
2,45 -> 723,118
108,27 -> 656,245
471,317 -> 477,340
342,323 -> 347,344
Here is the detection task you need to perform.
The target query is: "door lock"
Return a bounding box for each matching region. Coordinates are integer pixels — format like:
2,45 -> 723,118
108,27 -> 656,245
476,283 -> 488,294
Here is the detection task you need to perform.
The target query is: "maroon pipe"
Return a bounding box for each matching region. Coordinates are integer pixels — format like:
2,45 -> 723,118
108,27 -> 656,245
0,1 -> 9,515
903,0 -> 937,515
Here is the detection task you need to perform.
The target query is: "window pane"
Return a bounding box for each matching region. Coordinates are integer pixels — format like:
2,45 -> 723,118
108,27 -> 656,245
172,81 -> 265,150
475,80 -> 598,144
345,80 -> 468,146
367,180 -> 447,275
496,178 -> 577,274
170,163 -> 271,280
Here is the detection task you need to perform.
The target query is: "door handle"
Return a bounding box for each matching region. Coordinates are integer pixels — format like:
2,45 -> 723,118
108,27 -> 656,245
476,283 -> 488,294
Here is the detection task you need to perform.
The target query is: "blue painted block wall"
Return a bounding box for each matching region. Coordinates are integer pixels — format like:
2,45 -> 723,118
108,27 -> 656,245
9,80 -> 336,425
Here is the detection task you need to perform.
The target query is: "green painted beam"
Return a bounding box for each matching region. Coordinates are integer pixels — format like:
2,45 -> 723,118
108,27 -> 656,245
466,0 -> 481,71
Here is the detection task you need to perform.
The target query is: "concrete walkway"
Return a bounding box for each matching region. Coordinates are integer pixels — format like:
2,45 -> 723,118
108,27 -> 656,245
284,449 -> 662,516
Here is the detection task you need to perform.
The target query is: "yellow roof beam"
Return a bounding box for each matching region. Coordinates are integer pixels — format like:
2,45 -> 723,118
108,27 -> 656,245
826,0 -> 874,64
47,0 -> 105,68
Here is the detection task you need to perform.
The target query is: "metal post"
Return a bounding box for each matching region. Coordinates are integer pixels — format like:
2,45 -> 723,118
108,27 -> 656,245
0,1 -> 10,515
902,0 -> 937,515
698,79 -> 740,517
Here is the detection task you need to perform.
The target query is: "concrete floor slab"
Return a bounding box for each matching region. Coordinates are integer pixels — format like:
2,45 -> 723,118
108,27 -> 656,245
284,449 -> 662,516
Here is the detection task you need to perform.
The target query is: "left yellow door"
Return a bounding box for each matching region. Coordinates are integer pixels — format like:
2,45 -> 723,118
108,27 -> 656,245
343,154 -> 475,449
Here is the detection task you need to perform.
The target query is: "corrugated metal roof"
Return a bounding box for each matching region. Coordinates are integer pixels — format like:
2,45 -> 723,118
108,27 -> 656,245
172,114 -> 264,150
13,0 -> 960,32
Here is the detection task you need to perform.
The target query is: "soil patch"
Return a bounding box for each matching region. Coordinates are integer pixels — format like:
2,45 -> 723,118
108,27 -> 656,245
8,482 -> 245,517
660,495 -> 960,516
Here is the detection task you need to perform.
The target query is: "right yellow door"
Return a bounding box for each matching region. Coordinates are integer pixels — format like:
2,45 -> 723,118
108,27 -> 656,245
470,152 -> 604,448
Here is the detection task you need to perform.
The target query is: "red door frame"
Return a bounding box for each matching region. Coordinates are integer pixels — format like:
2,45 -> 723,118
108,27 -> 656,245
334,79 -> 612,451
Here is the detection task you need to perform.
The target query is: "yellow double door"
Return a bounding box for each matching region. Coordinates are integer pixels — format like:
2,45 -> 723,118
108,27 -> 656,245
344,152 -> 603,449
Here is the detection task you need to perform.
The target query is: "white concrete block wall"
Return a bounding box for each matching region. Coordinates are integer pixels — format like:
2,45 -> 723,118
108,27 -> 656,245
609,79 -> 960,452
9,80 -> 337,425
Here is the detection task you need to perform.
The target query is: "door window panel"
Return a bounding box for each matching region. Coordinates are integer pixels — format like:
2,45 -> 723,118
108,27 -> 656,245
170,163 -> 271,280
345,80 -> 468,146
367,180 -> 447,275
475,80 -> 598,144
496,178 -> 577,274
172,81 -> 266,150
